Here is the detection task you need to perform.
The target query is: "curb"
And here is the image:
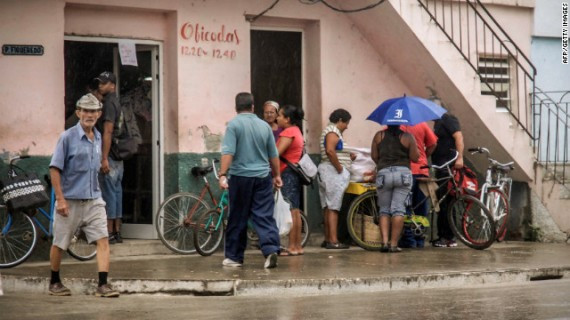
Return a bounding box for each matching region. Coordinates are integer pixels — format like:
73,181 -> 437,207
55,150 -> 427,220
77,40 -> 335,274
3,266 -> 568,297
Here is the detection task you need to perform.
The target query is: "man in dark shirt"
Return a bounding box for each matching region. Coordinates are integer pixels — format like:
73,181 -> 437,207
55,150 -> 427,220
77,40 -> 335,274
431,113 -> 464,247
95,72 -> 124,244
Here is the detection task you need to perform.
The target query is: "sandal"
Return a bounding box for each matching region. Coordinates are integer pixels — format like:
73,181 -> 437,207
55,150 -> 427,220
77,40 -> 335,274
325,242 -> 350,249
379,243 -> 389,253
389,246 -> 402,253
279,249 -> 300,256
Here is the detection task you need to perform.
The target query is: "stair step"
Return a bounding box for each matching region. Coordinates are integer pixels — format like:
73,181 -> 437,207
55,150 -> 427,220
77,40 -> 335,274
109,239 -> 172,257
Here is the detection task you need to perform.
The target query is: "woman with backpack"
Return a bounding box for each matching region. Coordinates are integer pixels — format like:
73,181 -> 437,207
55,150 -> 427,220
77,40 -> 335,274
276,105 -> 305,255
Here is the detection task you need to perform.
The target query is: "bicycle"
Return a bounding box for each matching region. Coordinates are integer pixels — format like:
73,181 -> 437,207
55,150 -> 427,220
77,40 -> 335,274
346,151 -> 497,250
0,156 -> 97,268
468,147 -> 514,241
192,162 -> 310,256
156,159 -> 310,255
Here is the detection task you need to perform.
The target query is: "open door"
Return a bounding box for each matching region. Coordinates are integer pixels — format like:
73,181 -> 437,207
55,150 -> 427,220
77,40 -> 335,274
64,38 -> 162,239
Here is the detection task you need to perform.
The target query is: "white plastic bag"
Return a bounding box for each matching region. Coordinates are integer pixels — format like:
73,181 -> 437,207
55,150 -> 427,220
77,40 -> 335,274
273,190 -> 292,236
345,146 -> 377,182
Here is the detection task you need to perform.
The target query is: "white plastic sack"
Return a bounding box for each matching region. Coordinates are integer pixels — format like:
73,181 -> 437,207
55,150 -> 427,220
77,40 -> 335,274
274,190 -> 292,236
345,146 -> 377,182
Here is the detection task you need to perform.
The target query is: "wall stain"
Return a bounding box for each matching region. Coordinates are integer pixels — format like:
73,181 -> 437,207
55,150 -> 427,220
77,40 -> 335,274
197,125 -> 223,152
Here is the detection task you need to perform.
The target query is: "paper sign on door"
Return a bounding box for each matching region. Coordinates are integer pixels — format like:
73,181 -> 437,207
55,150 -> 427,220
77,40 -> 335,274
119,41 -> 138,67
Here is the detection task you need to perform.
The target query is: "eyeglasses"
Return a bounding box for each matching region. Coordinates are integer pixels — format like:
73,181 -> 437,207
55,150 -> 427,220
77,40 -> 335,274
264,111 -> 276,115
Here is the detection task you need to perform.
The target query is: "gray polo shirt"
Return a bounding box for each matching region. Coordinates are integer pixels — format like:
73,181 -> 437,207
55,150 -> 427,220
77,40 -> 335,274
221,113 -> 278,178
50,123 -> 102,199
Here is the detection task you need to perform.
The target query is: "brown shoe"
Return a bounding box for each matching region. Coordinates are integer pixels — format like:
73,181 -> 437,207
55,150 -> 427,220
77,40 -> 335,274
95,284 -> 120,298
48,282 -> 71,296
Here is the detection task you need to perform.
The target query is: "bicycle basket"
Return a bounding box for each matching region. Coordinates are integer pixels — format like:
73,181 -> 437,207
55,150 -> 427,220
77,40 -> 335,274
0,166 -> 49,213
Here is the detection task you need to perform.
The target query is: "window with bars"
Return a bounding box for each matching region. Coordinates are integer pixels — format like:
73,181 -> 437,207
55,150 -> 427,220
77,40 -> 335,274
478,56 -> 510,110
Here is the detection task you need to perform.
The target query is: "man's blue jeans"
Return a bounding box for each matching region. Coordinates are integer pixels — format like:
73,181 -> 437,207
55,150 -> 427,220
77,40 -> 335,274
98,158 -> 123,219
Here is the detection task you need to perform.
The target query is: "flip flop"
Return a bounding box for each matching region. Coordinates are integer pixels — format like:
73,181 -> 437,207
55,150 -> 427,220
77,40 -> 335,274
280,249 -> 300,256
279,250 -> 292,256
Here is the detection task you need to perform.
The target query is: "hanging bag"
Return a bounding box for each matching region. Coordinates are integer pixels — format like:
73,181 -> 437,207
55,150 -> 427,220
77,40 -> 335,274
0,165 -> 49,213
449,167 -> 479,196
280,155 -> 314,186
273,189 -> 292,236
280,144 -> 317,186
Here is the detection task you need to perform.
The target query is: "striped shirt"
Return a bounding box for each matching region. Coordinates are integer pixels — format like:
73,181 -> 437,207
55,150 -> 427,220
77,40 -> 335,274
320,123 -> 352,169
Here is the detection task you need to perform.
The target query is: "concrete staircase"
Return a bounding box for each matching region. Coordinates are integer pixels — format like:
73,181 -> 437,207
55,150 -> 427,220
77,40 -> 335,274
338,0 -> 569,241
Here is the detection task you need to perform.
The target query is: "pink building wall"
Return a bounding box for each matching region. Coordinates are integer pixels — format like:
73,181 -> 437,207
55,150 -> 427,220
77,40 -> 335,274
0,0 -> 413,156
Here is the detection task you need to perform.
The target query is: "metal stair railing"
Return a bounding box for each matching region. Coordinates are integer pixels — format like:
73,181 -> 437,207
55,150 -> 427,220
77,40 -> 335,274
416,0 -> 536,139
533,88 -> 570,190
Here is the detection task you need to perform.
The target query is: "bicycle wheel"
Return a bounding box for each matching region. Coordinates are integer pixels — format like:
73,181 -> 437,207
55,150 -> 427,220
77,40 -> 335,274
0,211 -> 37,268
346,190 -> 382,251
448,194 -> 496,250
193,208 -> 224,256
482,189 -> 509,241
155,193 -> 210,254
67,227 -> 97,261
300,211 -> 310,248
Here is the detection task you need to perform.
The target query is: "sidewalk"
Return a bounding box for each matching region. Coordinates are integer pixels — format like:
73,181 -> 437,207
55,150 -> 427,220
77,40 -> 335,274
2,241 -> 569,296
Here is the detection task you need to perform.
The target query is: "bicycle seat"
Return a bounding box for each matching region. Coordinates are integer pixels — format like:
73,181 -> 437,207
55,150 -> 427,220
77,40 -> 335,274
191,166 -> 213,177
493,163 -> 514,173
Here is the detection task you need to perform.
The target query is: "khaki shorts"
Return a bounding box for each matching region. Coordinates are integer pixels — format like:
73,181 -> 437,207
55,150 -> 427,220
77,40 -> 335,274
52,198 -> 108,250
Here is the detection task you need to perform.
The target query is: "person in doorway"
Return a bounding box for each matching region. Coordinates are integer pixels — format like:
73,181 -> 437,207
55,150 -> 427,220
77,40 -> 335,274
371,125 -> 419,253
276,104 -> 305,256
96,71 -> 125,244
48,93 -> 119,297
399,122 -> 438,249
263,100 -> 283,141
219,92 -> 282,269
318,109 -> 354,249
431,113 -> 464,248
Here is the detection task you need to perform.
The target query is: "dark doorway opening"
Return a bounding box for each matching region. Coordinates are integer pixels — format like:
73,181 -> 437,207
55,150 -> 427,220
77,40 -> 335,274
64,40 -> 155,230
250,30 -> 302,115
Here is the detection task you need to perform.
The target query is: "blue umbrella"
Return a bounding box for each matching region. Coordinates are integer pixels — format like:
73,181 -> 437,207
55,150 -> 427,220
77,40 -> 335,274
367,95 -> 447,126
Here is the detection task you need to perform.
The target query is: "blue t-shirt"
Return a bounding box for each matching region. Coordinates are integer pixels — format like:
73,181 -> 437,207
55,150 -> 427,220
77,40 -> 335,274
221,113 -> 278,177
49,123 -> 102,199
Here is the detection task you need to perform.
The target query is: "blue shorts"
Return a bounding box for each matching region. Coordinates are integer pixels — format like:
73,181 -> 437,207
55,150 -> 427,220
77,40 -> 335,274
98,158 -> 123,219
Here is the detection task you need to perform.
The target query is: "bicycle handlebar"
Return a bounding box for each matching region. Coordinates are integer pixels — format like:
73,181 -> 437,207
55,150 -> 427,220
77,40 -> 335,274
212,159 -> 220,179
469,146 -> 514,169
9,155 -> 30,166
422,151 -> 459,171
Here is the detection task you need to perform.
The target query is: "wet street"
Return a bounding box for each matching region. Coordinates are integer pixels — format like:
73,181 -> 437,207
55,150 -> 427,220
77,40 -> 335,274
2,278 -> 569,319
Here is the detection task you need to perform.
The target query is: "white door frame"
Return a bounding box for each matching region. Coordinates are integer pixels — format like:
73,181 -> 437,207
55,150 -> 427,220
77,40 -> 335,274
64,36 -> 164,239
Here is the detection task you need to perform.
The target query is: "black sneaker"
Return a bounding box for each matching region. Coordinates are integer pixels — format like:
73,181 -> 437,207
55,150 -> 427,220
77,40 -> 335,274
108,233 -> 117,245
114,232 -> 123,244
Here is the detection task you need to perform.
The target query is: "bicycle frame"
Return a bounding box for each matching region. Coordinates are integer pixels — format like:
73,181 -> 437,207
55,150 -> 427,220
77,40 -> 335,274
32,189 -> 57,237
411,152 -> 460,214
204,190 -> 229,232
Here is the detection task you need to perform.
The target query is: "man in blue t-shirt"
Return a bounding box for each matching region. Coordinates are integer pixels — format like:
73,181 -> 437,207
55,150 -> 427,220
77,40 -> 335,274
218,92 -> 282,269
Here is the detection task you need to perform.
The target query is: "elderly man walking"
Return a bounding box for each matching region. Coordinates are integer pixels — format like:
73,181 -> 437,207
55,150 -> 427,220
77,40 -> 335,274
48,93 -> 119,297
218,92 -> 282,269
